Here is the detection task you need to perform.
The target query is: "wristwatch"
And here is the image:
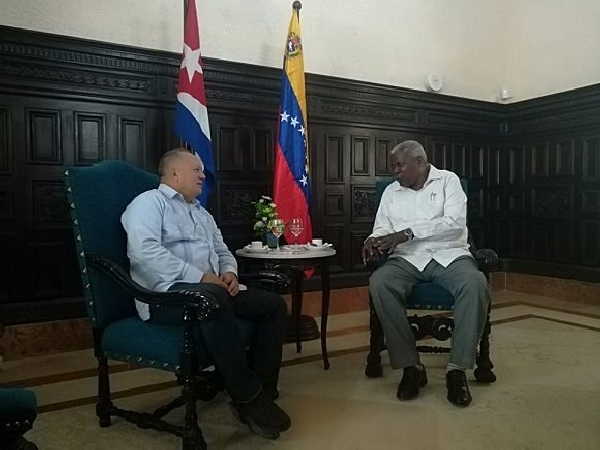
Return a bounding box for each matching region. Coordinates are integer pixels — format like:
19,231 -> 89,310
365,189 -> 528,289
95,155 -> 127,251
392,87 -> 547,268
402,228 -> 414,241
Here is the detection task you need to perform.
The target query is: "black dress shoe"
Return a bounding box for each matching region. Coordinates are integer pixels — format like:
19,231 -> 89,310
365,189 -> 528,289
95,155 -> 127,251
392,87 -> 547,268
232,390 -> 291,439
446,369 -> 472,407
397,365 -> 428,400
263,382 -> 280,401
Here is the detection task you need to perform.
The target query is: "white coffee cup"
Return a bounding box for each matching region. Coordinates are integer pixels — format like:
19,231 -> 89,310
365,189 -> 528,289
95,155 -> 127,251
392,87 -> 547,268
250,241 -> 263,249
312,238 -> 323,246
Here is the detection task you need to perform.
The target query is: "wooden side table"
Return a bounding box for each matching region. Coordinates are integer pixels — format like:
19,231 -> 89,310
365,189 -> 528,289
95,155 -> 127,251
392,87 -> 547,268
236,247 -> 336,369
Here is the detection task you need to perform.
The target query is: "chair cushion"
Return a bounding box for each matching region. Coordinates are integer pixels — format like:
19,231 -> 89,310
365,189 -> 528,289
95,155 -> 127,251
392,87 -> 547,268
0,388 -> 37,421
407,282 -> 455,310
102,316 -> 255,371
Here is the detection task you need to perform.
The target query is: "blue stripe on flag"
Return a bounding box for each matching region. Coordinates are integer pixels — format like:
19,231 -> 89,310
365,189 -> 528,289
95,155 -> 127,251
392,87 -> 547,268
278,75 -> 310,200
174,101 -> 215,206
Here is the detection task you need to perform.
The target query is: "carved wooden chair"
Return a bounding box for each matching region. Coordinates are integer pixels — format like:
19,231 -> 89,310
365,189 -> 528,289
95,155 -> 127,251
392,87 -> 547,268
65,161 -> 288,450
365,179 -> 499,383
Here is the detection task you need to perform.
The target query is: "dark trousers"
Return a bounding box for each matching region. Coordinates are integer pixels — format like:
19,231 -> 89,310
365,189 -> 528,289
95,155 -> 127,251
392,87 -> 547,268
149,283 -> 287,403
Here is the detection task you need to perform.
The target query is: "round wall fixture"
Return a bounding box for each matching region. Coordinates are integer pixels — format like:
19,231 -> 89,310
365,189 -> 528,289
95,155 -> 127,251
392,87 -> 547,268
426,74 -> 443,92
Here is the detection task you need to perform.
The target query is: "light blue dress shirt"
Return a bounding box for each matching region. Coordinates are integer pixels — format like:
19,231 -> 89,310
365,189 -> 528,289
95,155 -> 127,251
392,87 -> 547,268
121,184 -> 238,320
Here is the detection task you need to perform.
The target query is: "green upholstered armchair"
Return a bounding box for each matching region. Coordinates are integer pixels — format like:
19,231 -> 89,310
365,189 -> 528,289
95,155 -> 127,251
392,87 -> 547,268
0,388 -> 38,450
65,161 -> 288,450
365,179 -> 499,384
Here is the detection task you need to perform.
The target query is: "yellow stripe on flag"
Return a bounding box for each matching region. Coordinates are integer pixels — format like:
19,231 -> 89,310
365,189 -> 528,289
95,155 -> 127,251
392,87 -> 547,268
283,8 -> 307,125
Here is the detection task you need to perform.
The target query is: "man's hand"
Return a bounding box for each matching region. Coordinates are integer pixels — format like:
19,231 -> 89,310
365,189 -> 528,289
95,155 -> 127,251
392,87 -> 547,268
220,272 -> 240,296
362,237 -> 379,265
362,231 -> 410,264
201,273 -> 228,290
373,231 -> 408,254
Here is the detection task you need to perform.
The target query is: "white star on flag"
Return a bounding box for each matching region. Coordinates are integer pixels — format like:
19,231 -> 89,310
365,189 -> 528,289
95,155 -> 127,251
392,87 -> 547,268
280,111 -> 290,122
298,174 -> 308,186
298,125 -> 305,136
290,116 -> 299,127
180,44 -> 203,83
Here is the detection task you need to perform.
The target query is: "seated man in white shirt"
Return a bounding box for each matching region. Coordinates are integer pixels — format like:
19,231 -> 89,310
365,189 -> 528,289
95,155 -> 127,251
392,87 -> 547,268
362,140 -> 490,407
121,148 -> 290,438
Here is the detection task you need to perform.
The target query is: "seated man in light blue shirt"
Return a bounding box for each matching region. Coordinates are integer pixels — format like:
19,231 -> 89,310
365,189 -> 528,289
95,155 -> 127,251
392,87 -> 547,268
121,148 -> 290,439
363,140 -> 490,408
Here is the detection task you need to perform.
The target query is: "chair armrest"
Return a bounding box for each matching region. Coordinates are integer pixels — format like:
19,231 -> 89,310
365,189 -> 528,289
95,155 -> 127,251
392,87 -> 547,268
85,253 -> 220,320
472,248 -> 500,272
239,270 -> 291,292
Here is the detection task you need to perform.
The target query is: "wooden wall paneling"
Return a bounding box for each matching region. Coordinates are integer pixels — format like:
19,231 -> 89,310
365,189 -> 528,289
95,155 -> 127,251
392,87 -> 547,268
3,26 -> 600,324
323,224 -> 345,273
582,135 -> 600,181
0,106 -> 12,174
26,108 -> 62,165
350,135 -> 370,176
581,221 -> 600,266
375,135 -> 394,176
74,111 -> 106,165
429,139 -> 450,169
211,113 -> 278,251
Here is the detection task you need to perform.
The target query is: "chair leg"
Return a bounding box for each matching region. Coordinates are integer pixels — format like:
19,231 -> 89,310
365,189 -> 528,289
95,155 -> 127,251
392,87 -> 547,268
96,355 -> 112,427
2,435 -> 38,450
365,295 -> 384,378
181,306 -> 207,450
474,307 -> 496,383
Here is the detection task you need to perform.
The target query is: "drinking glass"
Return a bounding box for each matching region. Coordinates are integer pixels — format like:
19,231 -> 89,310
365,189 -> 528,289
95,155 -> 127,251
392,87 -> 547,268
288,218 -> 304,244
270,219 -> 285,250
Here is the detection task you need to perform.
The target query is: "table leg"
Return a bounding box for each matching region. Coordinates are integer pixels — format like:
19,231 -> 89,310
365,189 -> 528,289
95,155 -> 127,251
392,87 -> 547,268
291,268 -> 304,353
320,261 -> 331,370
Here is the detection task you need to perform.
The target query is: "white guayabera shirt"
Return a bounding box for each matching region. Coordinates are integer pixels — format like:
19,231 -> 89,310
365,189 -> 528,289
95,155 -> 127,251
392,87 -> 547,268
369,165 -> 472,271
121,184 -> 237,320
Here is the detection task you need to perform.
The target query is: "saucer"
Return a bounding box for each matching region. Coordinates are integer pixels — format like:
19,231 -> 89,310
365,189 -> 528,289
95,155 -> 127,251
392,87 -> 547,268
306,243 -> 331,250
244,245 -> 269,253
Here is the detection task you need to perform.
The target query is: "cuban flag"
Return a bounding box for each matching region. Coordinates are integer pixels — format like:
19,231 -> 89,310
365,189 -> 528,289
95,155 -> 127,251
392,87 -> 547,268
273,3 -> 313,244
174,0 -> 215,206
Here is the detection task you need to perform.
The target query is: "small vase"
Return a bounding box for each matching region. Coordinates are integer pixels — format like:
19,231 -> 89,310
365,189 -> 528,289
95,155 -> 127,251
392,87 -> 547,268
265,232 -> 279,249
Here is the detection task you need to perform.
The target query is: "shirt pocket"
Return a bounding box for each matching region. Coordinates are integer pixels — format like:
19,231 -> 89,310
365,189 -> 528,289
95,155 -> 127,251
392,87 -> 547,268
424,188 -> 445,219
162,220 -> 195,244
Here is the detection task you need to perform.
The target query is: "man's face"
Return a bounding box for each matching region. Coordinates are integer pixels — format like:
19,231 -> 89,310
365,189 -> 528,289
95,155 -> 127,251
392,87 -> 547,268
390,152 -> 421,187
172,153 -> 206,202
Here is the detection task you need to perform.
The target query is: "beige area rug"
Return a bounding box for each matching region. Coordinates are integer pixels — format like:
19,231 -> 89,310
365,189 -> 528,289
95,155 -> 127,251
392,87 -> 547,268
26,305 -> 600,450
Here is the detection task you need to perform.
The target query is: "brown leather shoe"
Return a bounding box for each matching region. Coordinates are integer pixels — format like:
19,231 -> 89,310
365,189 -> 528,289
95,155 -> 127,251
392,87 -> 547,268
446,369 -> 472,407
397,365 -> 428,400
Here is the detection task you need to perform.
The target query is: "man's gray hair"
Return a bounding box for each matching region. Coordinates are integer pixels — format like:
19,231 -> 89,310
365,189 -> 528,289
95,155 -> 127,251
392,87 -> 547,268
158,148 -> 192,177
390,140 -> 428,162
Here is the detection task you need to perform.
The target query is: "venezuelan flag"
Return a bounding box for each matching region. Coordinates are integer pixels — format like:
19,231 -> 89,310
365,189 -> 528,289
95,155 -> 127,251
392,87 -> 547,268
273,2 -> 313,244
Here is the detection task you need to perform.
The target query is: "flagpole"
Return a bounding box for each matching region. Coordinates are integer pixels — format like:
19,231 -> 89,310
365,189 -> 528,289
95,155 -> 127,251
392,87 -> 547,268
290,1 -> 310,184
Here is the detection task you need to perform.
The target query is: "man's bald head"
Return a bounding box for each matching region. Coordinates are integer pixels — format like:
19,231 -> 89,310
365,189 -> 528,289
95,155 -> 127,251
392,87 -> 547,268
158,148 -> 205,202
158,148 -> 193,178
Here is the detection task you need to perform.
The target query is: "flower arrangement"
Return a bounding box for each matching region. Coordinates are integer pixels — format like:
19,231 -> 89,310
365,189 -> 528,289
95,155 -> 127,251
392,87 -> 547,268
252,195 -> 279,237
